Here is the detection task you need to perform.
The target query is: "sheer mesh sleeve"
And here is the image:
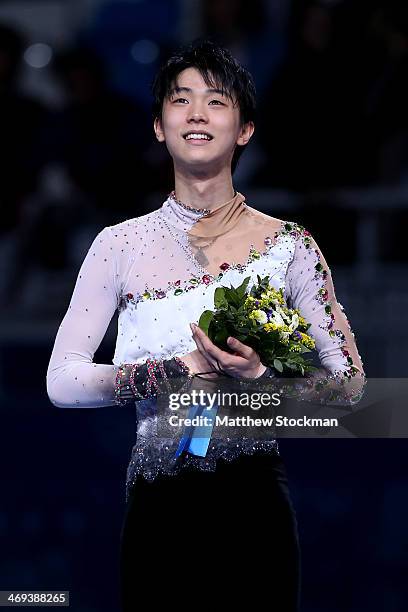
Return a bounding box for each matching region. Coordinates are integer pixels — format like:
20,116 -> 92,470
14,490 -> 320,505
282,224 -> 366,405
46,226 -> 123,408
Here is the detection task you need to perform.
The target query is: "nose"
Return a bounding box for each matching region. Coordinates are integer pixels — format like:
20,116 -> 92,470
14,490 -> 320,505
187,104 -> 208,124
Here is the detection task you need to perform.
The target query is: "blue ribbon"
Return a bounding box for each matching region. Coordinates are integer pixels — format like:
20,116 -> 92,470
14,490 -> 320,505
174,402 -> 218,458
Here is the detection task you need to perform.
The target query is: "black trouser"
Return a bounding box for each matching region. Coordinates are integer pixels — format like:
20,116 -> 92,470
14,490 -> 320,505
120,452 -> 301,611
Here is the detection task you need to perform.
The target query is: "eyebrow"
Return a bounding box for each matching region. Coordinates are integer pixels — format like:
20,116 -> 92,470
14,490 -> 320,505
169,86 -> 227,97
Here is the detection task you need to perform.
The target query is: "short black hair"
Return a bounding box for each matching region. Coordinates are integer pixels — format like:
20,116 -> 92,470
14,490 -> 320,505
151,38 -> 256,174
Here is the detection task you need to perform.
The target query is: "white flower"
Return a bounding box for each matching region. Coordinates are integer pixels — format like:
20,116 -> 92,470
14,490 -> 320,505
288,313 -> 299,332
270,309 -> 286,327
253,309 -> 268,324
279,330 -> 290,344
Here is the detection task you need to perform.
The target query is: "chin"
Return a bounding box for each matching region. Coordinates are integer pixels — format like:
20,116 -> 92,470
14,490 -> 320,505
173,153 -> 214,167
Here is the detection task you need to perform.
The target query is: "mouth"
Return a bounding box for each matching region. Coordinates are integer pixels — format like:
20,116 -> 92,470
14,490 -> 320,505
182,131 -> 214,145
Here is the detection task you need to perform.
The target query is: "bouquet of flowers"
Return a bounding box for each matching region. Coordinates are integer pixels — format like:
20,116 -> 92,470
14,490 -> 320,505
198,275 -> 317,376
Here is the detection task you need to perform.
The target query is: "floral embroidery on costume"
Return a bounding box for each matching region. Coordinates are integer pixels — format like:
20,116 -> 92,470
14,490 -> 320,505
118,228 -> 288,310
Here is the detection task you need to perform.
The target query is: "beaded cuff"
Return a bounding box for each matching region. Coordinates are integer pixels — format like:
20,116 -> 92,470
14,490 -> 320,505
173,356 -> 195,378
114,365 -> 134,406
114,357 -> 195,405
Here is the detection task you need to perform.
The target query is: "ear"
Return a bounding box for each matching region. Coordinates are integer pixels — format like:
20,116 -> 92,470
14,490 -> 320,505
236,121 -> 255,147
154,116 -> 165,142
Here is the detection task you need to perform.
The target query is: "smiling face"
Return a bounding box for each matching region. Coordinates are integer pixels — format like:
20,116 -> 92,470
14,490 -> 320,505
154,67 -> 254,173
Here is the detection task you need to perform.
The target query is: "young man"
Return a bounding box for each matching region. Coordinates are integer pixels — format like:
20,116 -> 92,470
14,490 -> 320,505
47,38 -> 364,612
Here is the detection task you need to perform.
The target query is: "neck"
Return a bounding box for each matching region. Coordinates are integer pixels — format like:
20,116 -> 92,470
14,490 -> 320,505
173,164 -> 235,210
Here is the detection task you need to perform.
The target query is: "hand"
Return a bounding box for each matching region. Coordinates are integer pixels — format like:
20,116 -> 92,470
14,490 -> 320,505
176,348 -> 219,380
189,322 -> 267,379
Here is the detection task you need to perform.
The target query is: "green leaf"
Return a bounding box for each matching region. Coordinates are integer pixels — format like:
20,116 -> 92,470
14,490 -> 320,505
223,287 -> 240,307
198,310 -> 214,335
273,359 -> 283,373
235,277 -> 250,300
214,327 -> 229,347
214,287 -> 227,308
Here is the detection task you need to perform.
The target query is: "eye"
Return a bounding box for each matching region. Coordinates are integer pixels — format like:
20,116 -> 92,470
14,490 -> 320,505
172,97 -> 188,104
209,100 -> 224,105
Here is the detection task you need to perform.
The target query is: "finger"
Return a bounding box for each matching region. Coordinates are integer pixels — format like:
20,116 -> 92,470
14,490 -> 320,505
191,327 -> 220,371
192,330 -> 209,359
192,325 -> 252,376
191,326 -> 262,379
193,325 -> 229,363
226,336 -> 256,361
195,326 -> 246,363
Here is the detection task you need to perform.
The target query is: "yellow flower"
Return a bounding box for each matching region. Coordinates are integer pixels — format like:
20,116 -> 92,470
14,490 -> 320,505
263,322 -> 278,332
300,332 -> 315,349
260,289 -> 283,306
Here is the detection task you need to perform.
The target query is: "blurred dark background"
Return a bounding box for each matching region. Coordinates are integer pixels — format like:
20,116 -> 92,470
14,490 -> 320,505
0,0 -> 407,610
